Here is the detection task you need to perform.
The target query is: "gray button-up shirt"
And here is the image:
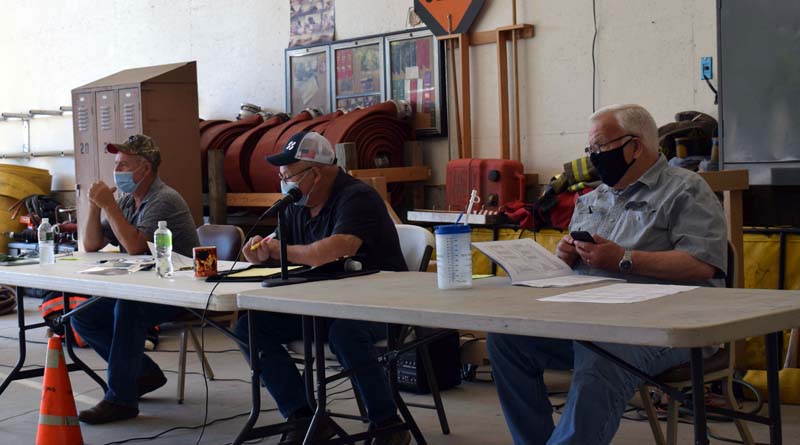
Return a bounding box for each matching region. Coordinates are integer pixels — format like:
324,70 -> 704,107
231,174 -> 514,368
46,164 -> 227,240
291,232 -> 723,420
101,178 -> 199,257
569,155 -> 727,287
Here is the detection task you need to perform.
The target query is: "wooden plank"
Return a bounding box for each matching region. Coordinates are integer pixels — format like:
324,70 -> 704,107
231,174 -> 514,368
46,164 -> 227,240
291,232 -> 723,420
497,29 -> 510,159
524,173 -> 540,186
447,39 -> 462,159
511,26 -> 522,162
697,170 -> 748,288
227,193 -> 284,207
437,24 -> 535,46
335,142 -> 359,171
404,141 -> 426,209
207,149 -> 226,224
459,33 -> 472,158
725,189 -> 745,288
358,176 -> 388,201
697,170 -> 749,192
348,166 -> 431,183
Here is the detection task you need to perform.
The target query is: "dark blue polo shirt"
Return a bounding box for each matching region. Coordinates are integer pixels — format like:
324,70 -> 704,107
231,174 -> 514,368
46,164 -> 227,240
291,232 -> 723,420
280,169 -> 407,272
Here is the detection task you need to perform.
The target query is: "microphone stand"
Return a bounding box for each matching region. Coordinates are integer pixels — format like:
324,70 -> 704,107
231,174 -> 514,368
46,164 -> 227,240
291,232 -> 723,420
261,207 -> 308,288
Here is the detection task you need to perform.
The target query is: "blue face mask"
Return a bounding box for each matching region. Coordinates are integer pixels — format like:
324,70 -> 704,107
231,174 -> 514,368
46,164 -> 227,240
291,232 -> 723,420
280,170 -> 313,206
113,171 -> 140,193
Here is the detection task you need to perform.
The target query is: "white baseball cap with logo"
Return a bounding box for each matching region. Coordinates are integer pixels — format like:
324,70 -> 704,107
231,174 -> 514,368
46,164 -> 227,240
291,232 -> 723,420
267,131 -> 337,166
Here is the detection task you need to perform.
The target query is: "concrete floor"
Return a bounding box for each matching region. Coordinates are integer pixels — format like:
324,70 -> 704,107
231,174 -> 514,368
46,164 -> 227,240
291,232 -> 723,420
1,297 -> 798,444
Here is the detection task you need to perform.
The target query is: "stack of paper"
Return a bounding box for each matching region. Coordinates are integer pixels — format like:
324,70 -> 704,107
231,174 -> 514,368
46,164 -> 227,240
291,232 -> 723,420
472,238 -> 622,288
539,283 -> 698,304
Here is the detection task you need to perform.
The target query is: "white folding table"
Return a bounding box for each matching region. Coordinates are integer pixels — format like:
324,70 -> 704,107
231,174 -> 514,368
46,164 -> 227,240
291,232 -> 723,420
237,272 -> 800,445
0,252 -> 256,397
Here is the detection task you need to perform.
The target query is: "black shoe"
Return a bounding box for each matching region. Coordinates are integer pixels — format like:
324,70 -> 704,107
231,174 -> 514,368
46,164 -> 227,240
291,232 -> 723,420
137,367 -> 167,397
279,417 -> 337,445
144,326 -> 160,351
78,400 -> 139,424
371,416 -> 411,445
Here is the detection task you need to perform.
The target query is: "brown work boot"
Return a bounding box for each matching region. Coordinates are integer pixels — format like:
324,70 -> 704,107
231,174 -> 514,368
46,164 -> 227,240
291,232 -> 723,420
78,400 -> 139,424
137,367 -> 167,397
371,415 -> 411,445
279,417 -> 337,445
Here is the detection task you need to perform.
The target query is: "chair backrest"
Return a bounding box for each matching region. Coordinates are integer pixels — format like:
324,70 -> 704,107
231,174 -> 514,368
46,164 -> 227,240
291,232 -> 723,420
196,224 -> 245,261
725,241 -> 735,289
395,224 -> 435,272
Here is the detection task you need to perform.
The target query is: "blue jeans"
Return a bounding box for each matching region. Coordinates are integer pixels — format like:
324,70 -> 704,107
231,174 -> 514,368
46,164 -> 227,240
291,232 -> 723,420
71,298 -> 181,407
487,334 -> 690,445
234,312 -> 397,423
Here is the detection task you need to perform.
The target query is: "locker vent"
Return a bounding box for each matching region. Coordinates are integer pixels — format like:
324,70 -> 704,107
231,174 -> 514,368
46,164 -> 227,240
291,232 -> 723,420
99,106 -> 113,131
77,106 -> 90,132
122,103 -> 136,129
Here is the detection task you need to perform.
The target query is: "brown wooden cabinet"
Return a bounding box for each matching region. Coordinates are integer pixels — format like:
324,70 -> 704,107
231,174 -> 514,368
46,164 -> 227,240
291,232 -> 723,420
71,62 -> 202,247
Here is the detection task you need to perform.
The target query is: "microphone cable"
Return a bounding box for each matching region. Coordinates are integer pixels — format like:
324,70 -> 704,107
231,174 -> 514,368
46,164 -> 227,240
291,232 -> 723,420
194,197 -> 285,445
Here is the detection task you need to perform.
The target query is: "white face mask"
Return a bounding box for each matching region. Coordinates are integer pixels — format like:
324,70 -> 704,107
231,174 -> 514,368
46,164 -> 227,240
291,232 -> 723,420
279,170 -> 313,206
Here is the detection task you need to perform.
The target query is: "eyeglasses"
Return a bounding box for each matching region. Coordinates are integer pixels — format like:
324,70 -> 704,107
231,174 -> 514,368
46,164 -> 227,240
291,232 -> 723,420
584,134 -> 637,155
278,167 -> 313,183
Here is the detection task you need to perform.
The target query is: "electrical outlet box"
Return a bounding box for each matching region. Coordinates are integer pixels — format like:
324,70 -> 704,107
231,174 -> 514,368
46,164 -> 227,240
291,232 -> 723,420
701,57 -> 713,80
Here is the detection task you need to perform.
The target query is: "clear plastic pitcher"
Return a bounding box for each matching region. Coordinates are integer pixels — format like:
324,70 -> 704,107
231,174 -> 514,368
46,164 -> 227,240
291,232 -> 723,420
434,224 -> 472,290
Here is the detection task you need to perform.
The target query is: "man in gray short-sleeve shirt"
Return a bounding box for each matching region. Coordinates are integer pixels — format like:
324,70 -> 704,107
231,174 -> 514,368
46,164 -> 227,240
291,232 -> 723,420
72,134 -> 199,425
488,105 -> 728,445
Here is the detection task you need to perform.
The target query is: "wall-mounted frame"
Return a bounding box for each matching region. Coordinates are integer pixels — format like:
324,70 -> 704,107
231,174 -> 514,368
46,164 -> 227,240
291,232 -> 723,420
384,29 -> 447,138
285,45 -> 332,115
330,37 -> 386,112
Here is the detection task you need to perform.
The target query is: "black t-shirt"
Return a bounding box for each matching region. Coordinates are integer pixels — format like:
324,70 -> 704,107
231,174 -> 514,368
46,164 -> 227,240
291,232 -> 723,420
280,169 -> 408,272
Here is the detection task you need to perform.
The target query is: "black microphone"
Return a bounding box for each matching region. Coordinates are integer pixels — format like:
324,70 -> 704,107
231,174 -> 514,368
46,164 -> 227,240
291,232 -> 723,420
262,187 -> 303,218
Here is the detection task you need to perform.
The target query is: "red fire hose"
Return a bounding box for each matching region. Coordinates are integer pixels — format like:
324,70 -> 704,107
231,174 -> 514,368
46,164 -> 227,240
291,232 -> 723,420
224,114 -> 288,192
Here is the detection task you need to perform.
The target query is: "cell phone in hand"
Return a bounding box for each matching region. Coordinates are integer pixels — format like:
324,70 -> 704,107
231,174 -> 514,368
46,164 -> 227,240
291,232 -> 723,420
570,231 -> 596,244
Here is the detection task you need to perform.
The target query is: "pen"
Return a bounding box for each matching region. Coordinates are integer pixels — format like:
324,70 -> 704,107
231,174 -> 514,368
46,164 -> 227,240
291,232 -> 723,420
250,234 -> 276,251
463,189 -> 478,226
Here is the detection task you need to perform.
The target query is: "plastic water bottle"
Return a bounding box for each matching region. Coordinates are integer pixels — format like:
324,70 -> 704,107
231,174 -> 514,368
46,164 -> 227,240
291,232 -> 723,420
434,224 -> 472,290
154,221 -> 173,278
38,218 -> 56,265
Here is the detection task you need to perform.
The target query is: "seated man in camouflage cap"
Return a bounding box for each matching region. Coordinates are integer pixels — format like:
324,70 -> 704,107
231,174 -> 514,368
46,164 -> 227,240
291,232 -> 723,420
72,134 -> 199,424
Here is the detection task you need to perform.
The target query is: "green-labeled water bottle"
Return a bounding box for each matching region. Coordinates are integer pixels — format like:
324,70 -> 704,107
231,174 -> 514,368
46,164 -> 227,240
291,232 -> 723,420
154,220 -> 173,278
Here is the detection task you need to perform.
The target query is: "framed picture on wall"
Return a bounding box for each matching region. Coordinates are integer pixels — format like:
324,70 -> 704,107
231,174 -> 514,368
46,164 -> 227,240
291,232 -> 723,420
285,45 -> 332,114
385,29 -> 447,137
330,37 -> 385,112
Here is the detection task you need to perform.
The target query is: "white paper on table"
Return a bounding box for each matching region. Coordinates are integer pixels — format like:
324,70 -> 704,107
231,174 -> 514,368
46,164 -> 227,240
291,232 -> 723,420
515,274 -> 621,288
538,283 -> 698,304
472,239 -> 622,288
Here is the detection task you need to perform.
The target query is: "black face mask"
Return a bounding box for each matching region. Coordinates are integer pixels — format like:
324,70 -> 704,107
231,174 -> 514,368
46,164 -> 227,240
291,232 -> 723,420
590,139 -> 636,187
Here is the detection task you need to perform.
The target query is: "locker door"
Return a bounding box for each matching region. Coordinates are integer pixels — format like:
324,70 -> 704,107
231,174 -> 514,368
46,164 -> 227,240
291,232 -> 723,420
118,88 -> 142,141
95,90 -> 118,188
72,91 -> 98,251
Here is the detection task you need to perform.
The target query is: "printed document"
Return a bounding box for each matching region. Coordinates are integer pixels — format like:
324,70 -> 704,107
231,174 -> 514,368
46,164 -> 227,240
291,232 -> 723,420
472,238 -> 621,288
539,283 -> 698,303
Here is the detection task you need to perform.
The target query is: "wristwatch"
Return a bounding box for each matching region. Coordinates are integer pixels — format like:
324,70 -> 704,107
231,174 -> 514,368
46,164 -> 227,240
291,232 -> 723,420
618,249 -> 633,273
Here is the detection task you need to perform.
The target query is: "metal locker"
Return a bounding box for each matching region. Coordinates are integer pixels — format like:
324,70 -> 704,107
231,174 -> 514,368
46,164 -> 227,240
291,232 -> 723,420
71,91 -> 98,244
72,61 -> 202,247
95,90 -> 117,188
118,88 -> 142,141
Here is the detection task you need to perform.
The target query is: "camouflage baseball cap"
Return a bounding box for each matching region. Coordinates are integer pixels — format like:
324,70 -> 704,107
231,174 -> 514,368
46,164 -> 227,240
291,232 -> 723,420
107,134 -> 161,169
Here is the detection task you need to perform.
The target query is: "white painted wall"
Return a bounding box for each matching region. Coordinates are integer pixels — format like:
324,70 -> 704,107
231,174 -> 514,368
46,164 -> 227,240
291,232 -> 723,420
0,0 -> 718,191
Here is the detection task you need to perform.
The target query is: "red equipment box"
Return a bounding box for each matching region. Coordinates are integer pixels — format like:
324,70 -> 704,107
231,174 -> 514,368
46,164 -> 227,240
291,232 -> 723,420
446,159 -> 525,210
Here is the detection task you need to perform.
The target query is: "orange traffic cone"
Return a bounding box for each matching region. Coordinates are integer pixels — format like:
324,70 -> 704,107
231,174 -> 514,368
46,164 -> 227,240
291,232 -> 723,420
36,336 -> 83,445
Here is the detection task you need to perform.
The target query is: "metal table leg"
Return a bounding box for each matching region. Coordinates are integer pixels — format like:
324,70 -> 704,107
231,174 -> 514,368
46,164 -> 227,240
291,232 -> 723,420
0,290 -> 107,397
304,316 -> 328,445
690,347 -> 709,445
61,293 -> 106,392
233,310 -> 262,445
766,332 -> 783,445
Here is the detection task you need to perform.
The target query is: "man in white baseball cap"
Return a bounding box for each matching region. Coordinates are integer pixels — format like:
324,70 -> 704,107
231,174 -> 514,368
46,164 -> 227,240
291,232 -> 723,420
237,131 -> 413,445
